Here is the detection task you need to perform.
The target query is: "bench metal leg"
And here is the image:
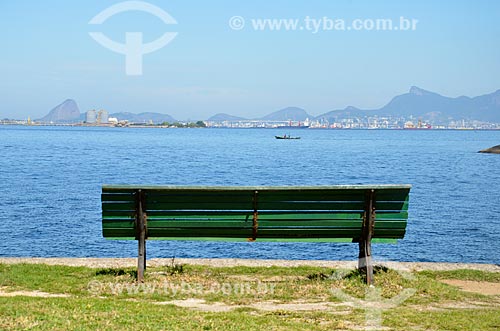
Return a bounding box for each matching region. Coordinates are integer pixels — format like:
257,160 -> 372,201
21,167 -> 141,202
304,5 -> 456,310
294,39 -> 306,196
359,189 -> 375,285
136,189 -> 147,282
138,233 -> 146,282
358,239 -> 373,285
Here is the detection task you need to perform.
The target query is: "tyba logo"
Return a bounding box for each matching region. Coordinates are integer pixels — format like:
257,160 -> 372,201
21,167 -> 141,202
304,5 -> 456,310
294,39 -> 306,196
89,1 -> 178,75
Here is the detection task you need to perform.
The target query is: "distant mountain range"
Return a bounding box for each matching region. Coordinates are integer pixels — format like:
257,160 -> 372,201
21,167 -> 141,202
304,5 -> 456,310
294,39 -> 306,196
317,86 -> 500,123
37,86 -> 500,124
208,108 -> 311,122
207,87 -> 500,123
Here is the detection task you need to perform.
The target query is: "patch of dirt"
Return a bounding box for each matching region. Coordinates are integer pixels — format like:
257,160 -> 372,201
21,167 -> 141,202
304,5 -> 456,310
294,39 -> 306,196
156,298 -> 236,312
250,300 -> 350,312
155,298 -> 351,313
226,275 -> 307,282
410,299 -> 497,312
0,287 -> 69,298
439,300 -> 492,309
440,279 -> 500,295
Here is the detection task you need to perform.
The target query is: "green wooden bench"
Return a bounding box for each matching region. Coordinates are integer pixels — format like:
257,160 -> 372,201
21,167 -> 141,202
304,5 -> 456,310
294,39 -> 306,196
102,185 -> 411,284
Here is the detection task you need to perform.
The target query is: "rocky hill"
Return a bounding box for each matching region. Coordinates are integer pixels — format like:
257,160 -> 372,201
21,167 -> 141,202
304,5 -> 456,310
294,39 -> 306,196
37,99 -> 80,123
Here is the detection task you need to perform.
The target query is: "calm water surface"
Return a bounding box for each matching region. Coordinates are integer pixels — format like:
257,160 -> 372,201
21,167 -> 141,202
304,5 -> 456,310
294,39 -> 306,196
0,126 -> 499,263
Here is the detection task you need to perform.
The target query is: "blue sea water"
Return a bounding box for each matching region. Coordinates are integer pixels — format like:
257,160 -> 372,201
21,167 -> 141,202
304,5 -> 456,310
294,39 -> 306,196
0,125 -> 499,264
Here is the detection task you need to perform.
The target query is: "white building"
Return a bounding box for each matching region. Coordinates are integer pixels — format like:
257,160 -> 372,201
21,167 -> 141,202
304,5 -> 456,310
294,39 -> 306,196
97,110 -> 109,124
86,110 -> 97,124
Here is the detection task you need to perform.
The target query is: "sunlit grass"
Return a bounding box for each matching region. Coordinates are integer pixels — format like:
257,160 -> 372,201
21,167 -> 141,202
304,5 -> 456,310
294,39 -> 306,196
0,263 -> 498,330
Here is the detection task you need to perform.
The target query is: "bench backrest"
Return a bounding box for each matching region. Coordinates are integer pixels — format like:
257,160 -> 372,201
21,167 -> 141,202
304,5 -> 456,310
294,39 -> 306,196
102,185 -> 410,243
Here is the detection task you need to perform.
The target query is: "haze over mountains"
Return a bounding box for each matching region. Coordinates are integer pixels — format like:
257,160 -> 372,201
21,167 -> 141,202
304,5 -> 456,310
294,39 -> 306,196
37,87 -> 500,123
207,107 -> 310,122
211,87 -> 500,123
318,86 -> 500,123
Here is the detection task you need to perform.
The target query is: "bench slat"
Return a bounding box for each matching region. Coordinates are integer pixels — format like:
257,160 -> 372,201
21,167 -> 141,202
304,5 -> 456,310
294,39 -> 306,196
143,192 -> 408,201
103,237 -> 397,245
145,228 -> 362,238
101,193 -> 135,202
102,211 -> 407,220
136,201 -> 407,212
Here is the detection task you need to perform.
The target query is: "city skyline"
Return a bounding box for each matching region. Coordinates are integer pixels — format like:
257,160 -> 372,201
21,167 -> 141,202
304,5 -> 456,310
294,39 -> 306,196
14,85 -> 499,126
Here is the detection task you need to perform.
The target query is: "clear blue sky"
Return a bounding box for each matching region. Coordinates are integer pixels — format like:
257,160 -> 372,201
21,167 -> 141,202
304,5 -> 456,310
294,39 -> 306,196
1,0 -> 499,120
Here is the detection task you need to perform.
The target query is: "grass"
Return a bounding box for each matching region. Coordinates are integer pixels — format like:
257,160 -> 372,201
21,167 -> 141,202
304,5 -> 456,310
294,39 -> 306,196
0,263 -> 499,330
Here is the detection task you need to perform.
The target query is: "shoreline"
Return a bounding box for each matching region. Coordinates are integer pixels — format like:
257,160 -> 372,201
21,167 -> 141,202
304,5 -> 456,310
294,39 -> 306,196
2,124 -> 500,130
1,257 -> 499,272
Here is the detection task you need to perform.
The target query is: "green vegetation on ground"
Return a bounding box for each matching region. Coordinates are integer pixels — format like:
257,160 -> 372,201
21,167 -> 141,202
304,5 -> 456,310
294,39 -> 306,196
0,262 -> 499,330
159,121 -> 207,128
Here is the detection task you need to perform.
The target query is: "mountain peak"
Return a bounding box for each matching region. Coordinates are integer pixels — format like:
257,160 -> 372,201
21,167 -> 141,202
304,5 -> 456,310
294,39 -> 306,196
260,107 -> 311,121
208,113 -> 246,121
409,86 -> 431,96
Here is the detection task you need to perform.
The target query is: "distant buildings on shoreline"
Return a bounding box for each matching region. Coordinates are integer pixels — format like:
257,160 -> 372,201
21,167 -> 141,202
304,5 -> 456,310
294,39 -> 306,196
2,112 -> 500,130
2,117 -> 499,130
205,116 -> 500,130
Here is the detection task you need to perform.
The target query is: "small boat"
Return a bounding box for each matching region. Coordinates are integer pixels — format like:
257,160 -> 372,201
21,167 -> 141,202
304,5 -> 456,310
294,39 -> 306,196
275,135 -> 300,140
